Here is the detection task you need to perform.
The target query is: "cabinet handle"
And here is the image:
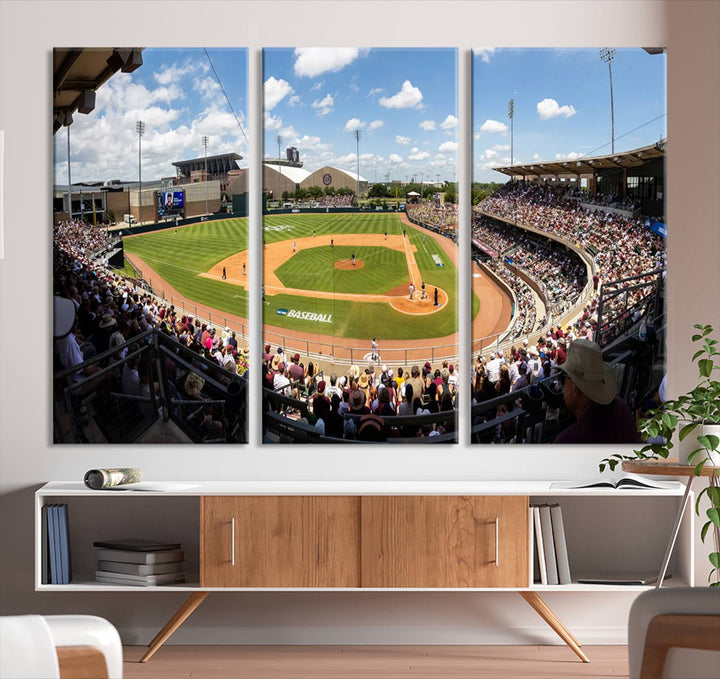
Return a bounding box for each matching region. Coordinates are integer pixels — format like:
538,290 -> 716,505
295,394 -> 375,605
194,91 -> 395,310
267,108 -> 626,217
494,517 -> 499,567
231,517 -> 235,567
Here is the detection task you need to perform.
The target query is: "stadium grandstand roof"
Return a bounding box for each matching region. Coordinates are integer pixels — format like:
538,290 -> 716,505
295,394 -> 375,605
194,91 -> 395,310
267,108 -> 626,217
333,167 -> 367,183
494,140 -> 666,179
53,48 -> 144,134
173,153 -> 244,178
263,162 -> 312,184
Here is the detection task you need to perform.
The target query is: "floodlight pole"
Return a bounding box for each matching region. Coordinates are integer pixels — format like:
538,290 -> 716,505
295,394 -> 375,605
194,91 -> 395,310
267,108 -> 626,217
66,120 -> 72,220
599,48 -> 616,154
202,136 -> 209,216
136,120 -> 145,224
508,98 -> 514,181
354,129 -> 361,201
420,172 -> 424,203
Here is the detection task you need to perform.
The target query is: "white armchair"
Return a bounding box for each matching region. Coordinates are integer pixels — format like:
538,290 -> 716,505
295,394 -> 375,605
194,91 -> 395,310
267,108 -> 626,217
628,587 -> 720,679
0,615 -> 122,679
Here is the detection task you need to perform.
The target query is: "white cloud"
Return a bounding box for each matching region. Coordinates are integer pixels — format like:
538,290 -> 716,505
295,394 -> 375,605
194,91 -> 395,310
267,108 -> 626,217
438,141 -> 458,153
473,48 -> 496,63
335,152 -> 358,165
537,98 -> 577,120
154,63 -> 194,86
264,76 -> 294,111
419,120 -> 436,131
480,119 -> 508,134
288,95 -> 300,107
379,80 -> 423,109
311,93 -> 334,116
293,47 -> 361,77
483,149 -> 499,160
440,114 -> 458,130
555,151 -> 583,160
349,83 -> 360,92
311,81 -> 324,91
408,147 -> 430,161
344,117 -> 365,131
389,153 -> 404,164
360,153 -> 376,161
368,87 -> 384,97
264,111 -> 283,130
492,144 -> 510,152
532,153 -> 543,162
368,120 -> 384,132
396,135 -> 411,145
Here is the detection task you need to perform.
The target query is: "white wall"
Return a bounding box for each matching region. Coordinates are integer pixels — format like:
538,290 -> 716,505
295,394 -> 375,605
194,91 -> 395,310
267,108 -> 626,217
1,0 -> 718,645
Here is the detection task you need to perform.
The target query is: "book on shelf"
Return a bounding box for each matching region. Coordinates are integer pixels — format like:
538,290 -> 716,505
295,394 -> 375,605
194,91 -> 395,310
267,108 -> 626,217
549,504 -> 571,585
94,547 -> 185,565
532,506 -> 547,585
58,504 -> 72,584
538,505 -> 559,585
41,504 -> 50,584
550,473 -> 678,491
92,538 -> 182,552
97,560 -> 184,576
577,573 -> 668,586
94,570 -> 185,586
48,505 -> 59,585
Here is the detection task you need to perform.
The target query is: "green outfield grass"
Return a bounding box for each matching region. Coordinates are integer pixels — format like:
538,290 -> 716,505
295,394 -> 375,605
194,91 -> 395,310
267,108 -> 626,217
122,218 -> 249,318
263,213 -> 459,340
274,245 -> 409,295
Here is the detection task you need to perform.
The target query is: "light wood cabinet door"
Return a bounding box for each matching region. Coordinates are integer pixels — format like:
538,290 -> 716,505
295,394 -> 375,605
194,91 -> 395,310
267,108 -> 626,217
361,496 -> 529,588
200,496 -> 361,587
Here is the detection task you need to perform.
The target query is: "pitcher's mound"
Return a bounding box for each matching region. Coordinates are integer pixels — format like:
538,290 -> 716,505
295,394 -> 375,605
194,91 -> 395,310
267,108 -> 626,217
335,259 -> 364,270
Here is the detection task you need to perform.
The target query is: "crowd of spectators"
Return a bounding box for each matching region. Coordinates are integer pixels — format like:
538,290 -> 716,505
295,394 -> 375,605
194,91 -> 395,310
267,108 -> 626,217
405,202 -> 458,235
480,257 -> 538,338
263,349 -> 458,442
316,194 -> 354,208
53,220 -> 249,441
475,182 -> 665,345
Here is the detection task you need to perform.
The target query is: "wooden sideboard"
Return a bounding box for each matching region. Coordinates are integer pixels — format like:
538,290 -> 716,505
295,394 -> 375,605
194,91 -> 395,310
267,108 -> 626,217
35,481 -> 692,664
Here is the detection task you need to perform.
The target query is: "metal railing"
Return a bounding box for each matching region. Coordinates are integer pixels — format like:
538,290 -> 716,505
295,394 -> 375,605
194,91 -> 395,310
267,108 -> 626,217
54,328 -> 247,444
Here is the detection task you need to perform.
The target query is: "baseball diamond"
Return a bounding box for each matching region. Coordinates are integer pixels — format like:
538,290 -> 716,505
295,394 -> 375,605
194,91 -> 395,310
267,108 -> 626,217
121,212 -> 513,362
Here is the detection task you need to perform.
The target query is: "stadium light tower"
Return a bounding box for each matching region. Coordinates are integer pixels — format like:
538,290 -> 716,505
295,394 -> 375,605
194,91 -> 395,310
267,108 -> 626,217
202,136 -> 209,216
354,129 -> 361,200
507,98 -> 514,178
276,134 -> 282,178
599,48 -> 616,154
420,172 -> 424,202
136,120 -> 145,224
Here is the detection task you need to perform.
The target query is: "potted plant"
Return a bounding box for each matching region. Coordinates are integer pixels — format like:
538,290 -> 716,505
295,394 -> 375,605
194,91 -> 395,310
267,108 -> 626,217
600,324 -> 720,586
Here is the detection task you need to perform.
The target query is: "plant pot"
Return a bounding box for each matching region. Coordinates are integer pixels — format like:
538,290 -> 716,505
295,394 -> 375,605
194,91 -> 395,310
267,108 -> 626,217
678,423 -> 720,467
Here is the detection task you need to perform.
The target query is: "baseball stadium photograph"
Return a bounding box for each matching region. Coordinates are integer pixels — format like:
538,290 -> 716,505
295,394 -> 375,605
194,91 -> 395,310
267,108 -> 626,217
52,48 -> 250,444
470,48 -> 667,445
261,48 -> 460,443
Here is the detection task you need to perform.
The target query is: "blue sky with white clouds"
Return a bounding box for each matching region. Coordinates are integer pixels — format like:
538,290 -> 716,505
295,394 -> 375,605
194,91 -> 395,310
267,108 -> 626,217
263,48 -> 458,183
473,48 -> 666,183
53,48 -> 248,184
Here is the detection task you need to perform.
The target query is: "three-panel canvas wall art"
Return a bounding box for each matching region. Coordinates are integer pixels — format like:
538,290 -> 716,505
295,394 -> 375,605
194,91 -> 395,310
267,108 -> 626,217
52,47 -> 666,446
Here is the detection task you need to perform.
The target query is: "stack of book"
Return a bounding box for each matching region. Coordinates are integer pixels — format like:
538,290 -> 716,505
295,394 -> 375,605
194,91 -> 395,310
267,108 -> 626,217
93,539 -> 185,586
531,503 -> 571,586
43,503 -> 72,584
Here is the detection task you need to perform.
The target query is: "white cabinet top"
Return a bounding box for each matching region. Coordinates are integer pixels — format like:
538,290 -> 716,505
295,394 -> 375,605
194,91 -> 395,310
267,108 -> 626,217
36,480 -> 685,497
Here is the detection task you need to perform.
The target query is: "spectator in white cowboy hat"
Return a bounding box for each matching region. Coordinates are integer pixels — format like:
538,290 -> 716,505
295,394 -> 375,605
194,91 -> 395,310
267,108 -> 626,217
553,339 -> 640,444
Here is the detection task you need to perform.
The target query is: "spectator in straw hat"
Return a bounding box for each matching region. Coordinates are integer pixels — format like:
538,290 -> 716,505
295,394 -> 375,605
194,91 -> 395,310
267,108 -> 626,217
553,339 -> 640,444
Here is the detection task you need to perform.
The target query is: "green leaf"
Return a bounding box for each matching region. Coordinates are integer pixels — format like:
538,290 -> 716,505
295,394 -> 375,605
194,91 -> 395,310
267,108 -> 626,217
692,350 -> 705,361
679,422 -> 699,441
710,552 -> 720,569
708,508 -> 720,528
699,359 -> 714,378
707,486 -> 720,505
695,459 -> 708,475
701,521 -> 711,542
698,435 -> 720,451
692,334 -> 703,342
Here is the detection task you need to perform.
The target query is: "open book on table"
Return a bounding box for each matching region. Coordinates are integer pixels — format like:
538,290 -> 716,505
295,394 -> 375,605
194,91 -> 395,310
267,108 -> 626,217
550,472 -> 679,491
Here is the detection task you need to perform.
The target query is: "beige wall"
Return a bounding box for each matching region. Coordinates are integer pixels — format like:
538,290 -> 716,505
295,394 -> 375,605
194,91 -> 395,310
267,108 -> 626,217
2,0 -> 719,648
303,166 -> 359,193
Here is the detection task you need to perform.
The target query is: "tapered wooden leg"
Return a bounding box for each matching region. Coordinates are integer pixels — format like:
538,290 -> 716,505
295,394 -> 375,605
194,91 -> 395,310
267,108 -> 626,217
518,591 -> 590,663
140,591 -> 210,663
